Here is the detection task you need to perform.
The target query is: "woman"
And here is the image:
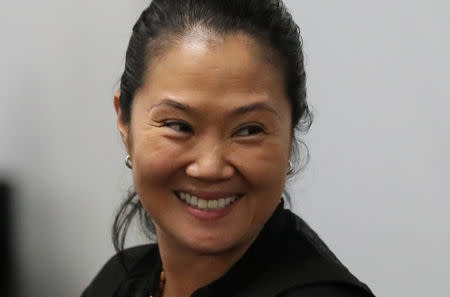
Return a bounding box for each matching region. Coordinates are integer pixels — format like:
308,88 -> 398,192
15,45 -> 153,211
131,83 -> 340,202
82,0 -> 375,296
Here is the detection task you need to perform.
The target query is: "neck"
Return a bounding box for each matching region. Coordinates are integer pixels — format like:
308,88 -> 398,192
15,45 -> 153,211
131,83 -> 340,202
156,228 -> 256,297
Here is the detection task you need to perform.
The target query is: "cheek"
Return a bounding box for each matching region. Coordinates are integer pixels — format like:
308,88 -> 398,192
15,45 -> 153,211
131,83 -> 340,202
130,131 -> 183,187
231,141 -> 289,190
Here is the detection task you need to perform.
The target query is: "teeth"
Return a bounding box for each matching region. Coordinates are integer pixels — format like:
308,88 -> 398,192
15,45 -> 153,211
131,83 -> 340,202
190,196 -> 198,207
198,199 -> 207,209
208,200 -> 218,208
177,192 -> 238,210
188,195 -> 194,204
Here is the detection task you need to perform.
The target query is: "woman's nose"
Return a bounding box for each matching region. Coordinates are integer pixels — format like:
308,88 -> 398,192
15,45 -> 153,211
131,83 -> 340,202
185,143 -> 234,180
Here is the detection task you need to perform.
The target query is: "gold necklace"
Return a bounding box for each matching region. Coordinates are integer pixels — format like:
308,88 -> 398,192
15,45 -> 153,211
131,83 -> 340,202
150,270 -> 166,297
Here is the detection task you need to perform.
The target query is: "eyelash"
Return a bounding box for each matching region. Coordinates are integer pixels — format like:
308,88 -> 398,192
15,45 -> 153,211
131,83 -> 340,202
161,121 -> 266,137
234,124 -> 266,137
162,121 -> 193,134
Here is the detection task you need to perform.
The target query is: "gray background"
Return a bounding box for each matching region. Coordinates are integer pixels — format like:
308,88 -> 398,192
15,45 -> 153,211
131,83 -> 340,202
1,1 -> 449,296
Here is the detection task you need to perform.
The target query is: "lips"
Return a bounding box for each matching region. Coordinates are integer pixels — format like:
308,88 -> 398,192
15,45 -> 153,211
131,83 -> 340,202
175,191 -> 242,210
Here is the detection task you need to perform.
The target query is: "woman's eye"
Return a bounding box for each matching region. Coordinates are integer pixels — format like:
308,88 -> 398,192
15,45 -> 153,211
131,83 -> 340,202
235,125 -> 265,137
162,121 -> 193,134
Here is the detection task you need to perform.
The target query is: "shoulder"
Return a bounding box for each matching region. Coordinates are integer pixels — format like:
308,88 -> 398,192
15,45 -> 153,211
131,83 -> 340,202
280,284 -> 375,297
263,207 -> 375,296
80,244 -> 155,297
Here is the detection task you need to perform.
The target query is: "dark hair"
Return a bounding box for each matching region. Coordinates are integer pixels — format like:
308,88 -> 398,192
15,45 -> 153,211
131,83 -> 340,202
113,0 -> 312,253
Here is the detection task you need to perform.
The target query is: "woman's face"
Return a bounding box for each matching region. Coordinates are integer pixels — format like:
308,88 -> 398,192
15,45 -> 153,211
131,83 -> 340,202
117,32 -> 292,254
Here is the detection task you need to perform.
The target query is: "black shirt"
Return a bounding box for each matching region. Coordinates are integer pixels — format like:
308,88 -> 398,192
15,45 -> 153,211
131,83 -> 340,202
81,204 -> 375,297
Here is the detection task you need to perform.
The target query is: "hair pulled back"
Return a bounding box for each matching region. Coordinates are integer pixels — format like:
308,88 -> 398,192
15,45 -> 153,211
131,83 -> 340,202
113,0 -> 312,252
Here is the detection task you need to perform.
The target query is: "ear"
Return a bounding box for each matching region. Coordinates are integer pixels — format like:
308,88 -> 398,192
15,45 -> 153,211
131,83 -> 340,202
114,90 -> 130,153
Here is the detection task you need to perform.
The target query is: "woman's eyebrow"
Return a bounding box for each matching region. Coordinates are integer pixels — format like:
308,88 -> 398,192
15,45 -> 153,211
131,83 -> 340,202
150,98 -> 280,118
230,102 -> 280,118
150,98 -> 190,112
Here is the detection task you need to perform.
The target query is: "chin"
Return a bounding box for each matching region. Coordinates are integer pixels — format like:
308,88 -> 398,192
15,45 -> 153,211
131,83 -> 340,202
185,240 -> 241,255
179,228 -> 254,256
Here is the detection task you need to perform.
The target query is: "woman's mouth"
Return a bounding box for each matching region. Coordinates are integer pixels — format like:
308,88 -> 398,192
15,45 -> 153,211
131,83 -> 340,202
175,191 -> 241,211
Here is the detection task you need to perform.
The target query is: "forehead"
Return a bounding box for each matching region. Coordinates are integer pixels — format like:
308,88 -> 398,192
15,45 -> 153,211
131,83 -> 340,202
138,31 -> 288,108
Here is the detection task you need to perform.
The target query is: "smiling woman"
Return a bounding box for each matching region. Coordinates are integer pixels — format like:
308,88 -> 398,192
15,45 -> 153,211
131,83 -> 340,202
81,1 -> 374,297
122,32 -> 292,258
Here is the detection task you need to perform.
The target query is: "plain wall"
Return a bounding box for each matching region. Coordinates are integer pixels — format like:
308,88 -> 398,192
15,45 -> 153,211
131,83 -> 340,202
1,1 -> 449,296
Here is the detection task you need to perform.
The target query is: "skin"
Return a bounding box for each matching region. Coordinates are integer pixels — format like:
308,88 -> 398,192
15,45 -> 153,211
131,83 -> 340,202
114,31 -> 293,297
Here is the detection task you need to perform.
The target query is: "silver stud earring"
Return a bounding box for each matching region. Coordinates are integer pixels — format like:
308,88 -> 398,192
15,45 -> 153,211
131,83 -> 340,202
125,155 -> 133,169
287,161 -> 293,175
